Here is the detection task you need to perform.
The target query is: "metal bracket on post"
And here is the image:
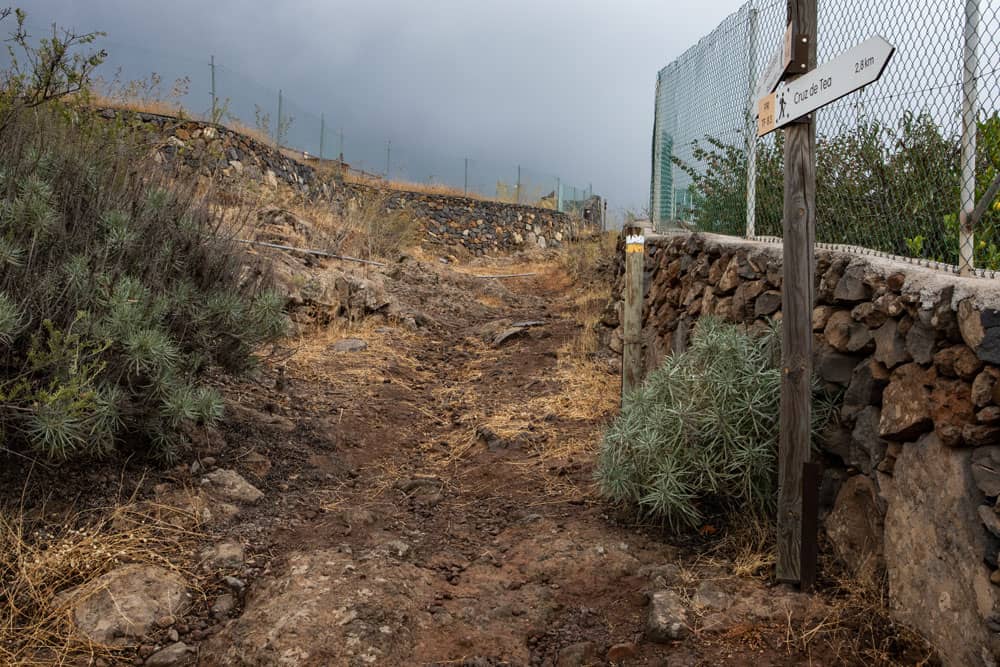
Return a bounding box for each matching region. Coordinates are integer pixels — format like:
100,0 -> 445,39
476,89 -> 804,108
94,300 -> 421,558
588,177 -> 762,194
787,28 -> 811,74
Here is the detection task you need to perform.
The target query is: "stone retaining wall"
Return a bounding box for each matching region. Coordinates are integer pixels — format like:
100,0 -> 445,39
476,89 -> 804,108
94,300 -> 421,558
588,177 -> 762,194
97,109 -> 584,255
96,109 -> 327,196
336,184 -> 580,256
599,231 -> 1000,667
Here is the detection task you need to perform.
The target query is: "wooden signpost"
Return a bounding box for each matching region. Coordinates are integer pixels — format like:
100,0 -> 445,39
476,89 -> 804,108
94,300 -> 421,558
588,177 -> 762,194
755,0 -> 895,586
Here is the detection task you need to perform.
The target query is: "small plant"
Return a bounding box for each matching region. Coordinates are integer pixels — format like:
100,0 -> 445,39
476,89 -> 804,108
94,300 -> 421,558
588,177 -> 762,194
597,318 -> 829,532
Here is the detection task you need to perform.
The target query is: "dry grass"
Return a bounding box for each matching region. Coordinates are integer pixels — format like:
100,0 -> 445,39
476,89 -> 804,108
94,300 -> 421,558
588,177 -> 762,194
786,558 -> 936,666
219,170 -> 420,262
560,230 -> 618,282
343,171 -> 483,200
88,94 -> 188,119
0,501 -> 199,665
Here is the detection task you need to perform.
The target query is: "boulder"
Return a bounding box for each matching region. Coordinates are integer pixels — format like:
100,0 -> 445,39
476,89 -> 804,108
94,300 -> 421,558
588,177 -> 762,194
972,369 -> 1000,408
833,263 -> 872,303
929,378 -> 975,448
963,423 -> 1000,448
732,280 -> 765,320
646,590 -> 689,642
849,407 -> 890,475
812,305 -> 836,332
879,363 -> 934,440
717,256 -> 741,293
815,343 -> 859,386
934,344 -> 983,380
59,564 -> 190,645
754,290 -> 782,317
826,475 -> 884,573
145,642 -> 196,667
972,447 -> 1000,497
979,505 -> 1000,540
882,433 -> 999,667
979,406 -> 1000,424
873,320 -> 911,369
905,320 -> 937,365
825,310 -> 873,353
330,338 -> 368,353
555,642 -> 601,667
201,540 -> 246,570
852,302 -> 888,329
959,301 -> 1000,365
205,469 -> 264,504
200,548 -> 438,665
843,358 -> 890,410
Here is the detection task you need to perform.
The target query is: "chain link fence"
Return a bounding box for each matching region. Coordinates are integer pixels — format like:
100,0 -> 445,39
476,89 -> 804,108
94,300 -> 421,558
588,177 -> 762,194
652,0 -> 1000,273
16,21 -> 595,214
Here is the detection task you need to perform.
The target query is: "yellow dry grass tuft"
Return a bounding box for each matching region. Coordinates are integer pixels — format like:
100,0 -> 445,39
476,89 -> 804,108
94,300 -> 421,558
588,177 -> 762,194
0,501 -> 199,665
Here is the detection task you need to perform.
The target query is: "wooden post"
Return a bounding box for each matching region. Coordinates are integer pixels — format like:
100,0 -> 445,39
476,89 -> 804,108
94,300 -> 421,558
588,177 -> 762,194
621,226 -> 645,404
777,0 -> 817,585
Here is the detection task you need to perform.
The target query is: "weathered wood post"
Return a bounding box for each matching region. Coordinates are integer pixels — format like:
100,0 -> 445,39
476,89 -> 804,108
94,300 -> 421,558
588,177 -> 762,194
621,225 -> 645,404
776,0 -> 817,585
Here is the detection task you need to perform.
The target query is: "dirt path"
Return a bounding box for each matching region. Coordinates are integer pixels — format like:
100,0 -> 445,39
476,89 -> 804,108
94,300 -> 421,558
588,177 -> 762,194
182,249 -> 891,667
1,245 -> 923,665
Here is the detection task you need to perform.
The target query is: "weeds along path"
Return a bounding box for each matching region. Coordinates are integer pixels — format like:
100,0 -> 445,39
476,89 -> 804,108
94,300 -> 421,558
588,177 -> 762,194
197,248 -> 897,666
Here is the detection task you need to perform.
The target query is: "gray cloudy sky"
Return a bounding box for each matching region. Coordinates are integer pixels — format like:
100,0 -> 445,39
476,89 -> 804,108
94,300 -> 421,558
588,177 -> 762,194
22,1 -> 745,219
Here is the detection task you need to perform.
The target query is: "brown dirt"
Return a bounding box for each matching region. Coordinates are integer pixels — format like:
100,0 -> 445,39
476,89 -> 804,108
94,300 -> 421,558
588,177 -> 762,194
1,243 -> 936,666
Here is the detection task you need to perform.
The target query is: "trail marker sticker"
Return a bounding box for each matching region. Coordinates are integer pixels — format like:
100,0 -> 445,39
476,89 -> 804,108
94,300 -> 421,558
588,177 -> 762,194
625,235 -> 645,253
758,35 -> 895,137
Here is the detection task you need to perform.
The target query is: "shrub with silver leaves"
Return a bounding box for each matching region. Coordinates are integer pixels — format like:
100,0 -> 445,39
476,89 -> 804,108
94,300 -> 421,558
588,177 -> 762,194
597,318 -> 826,532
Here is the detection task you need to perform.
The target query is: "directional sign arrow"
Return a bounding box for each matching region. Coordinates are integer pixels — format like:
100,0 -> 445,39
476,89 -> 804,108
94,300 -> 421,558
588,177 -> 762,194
758,35 -> 895,137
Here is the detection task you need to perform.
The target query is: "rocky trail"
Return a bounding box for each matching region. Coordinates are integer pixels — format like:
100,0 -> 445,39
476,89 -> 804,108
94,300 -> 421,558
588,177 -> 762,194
2,242 -> 932,666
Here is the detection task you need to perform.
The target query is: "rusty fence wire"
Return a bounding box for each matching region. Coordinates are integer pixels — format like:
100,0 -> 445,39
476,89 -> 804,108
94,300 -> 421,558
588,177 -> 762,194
651,0 -> 1000,275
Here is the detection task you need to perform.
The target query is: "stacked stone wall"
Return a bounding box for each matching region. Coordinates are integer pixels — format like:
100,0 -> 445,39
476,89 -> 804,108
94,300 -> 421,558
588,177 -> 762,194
600,231 -> 1000,666
95,109 -> 584,256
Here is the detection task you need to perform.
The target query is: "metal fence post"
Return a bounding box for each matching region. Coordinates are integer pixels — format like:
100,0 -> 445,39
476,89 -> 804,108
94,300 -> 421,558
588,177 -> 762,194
745,8 -> 759,239
959,0 -> 980,276
622,225 -> 646,403
210,55 -> 217,122
516,165 -> 522,204
319,113 -> 325,161
464,158 -> 469,195
276,89 -> 283,150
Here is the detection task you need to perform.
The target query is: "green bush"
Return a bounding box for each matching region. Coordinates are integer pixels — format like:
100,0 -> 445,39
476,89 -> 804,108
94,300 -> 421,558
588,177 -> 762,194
0,106 -> 286,462
673,112 -> 1000,268
597,319 -> 827,532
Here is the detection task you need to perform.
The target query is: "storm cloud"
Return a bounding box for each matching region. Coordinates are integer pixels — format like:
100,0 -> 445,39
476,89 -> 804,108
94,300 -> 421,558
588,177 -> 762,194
19,1 -> 744,221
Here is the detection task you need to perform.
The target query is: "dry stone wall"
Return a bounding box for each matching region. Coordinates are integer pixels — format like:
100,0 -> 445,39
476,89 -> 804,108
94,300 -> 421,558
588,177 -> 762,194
96,109 -> 582,256
599,231 -> 1000,667
96,108 -> 326,196
338,184 -> 579,256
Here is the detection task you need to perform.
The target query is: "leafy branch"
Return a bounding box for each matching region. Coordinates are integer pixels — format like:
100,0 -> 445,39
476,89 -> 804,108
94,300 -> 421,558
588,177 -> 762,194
0,7 -> 107,134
